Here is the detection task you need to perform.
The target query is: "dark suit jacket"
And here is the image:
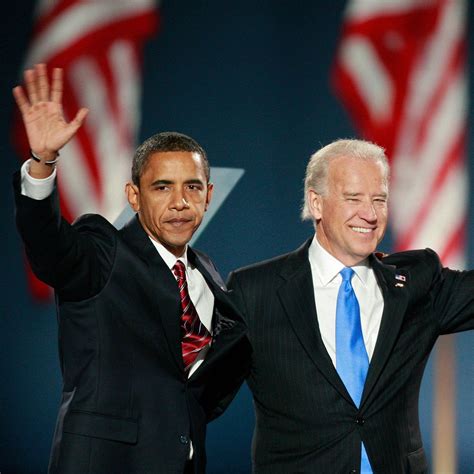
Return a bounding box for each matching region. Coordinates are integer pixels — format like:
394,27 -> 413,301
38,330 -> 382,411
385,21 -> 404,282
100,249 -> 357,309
13,174 -> 251,474
228,239 -> 473,474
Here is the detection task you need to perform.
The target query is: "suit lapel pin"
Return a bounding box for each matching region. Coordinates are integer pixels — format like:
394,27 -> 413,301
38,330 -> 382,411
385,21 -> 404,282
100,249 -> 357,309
394,274 -> 406,287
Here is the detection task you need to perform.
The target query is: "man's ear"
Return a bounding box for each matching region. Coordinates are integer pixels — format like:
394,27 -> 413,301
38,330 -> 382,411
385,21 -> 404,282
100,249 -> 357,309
307,189 -> 323,220
205,182 -> 214,211
126,182 -> 140,212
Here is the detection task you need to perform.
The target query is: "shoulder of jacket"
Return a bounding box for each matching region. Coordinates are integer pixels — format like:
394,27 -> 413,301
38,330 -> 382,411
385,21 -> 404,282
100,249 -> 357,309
72,213 -> 115,231
379,248 -> 440,270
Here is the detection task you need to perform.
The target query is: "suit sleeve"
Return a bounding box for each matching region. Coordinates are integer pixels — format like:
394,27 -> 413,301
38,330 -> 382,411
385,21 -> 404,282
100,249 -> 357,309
384,248 -> 474,334
430,253 -> 474,334
200,271 -> 252,421
13,171 -> 115,301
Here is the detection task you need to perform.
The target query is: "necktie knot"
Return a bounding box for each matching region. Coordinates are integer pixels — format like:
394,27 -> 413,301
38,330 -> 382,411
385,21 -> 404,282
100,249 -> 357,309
173,260 -> 186,280
340,267 -> 354,282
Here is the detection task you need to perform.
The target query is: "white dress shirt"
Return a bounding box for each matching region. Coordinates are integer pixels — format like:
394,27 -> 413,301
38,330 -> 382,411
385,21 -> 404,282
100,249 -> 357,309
20,159 -> 57,198
308,235 -> 384,366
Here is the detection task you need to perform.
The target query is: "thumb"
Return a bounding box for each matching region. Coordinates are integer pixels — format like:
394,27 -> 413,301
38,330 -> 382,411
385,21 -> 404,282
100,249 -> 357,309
70,107 -> 89,130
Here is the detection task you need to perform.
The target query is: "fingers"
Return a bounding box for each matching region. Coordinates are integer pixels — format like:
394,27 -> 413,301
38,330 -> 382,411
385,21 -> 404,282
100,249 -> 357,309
17,63 -> 58,103
12,86 -> 30,115
18,64 -> 62,104
51,67 -> 63,103
36,63 -> 49,101
24,68 -> 39,104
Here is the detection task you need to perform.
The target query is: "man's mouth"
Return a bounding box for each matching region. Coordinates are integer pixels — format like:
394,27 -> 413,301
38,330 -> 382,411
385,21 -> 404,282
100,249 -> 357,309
350,226 -> 373,234
167,218 -> 192,228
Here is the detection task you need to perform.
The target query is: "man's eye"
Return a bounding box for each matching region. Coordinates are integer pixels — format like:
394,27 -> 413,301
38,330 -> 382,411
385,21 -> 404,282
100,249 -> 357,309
187,185 -> 202,191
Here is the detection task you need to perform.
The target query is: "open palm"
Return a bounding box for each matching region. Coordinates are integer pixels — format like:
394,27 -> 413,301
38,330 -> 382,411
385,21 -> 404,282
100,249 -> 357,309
13,64 -> 88,158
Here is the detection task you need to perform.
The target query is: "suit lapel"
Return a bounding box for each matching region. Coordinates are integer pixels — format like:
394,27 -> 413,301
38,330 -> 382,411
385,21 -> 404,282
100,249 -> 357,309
120,214 -> 184,374
277,240 -> 353,405
187,248 -> 248,379
360,255 -> 409,408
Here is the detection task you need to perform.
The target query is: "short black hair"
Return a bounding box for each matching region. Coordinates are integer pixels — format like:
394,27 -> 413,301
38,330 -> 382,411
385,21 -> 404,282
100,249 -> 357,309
131,131 -> 210,186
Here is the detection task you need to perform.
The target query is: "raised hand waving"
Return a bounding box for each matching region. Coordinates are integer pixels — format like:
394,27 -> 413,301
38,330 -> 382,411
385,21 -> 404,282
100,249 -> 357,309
12,63 -> 88,177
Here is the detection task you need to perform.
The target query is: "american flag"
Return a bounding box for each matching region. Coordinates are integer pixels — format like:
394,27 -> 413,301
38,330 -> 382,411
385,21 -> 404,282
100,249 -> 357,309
13,0 -> 159,299
332,0 -> 467,471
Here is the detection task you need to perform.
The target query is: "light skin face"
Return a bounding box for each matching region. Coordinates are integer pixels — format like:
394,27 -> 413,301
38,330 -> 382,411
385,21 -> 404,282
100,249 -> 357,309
308,155 -> 388,266
126,151 -> 213,257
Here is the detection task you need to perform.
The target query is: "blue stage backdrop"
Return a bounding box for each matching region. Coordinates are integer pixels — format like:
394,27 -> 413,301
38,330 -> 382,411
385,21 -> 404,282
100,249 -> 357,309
1,1 -> 472,473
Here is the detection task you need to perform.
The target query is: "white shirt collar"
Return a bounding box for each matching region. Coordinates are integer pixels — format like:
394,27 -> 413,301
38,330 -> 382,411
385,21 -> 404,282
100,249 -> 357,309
148,237 -> 189,270
308,235 -> 370,287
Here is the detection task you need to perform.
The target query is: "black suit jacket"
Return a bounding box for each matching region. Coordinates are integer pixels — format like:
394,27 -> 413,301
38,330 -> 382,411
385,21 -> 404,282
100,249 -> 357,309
14,174 -> 251,474
228,239 -> 473,474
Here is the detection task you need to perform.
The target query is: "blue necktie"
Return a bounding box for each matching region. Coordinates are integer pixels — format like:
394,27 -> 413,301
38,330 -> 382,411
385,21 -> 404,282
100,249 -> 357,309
336,267 -> 372,473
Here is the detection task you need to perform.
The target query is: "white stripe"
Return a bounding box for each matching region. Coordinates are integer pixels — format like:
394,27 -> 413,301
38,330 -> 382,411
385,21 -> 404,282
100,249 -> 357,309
339,36 -> 393,123
57,139 -> 100,216
397,0 -> 464,133
108,41 -> 141,145
408,164 -> 467,261
345,0 -> 434,21
25,0 -> 156,66
390,72 -> 467,235
69,57 -> 130,222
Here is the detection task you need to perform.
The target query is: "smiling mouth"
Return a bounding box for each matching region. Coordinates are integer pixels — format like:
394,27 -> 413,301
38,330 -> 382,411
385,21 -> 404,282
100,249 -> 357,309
350,226 -> 374,234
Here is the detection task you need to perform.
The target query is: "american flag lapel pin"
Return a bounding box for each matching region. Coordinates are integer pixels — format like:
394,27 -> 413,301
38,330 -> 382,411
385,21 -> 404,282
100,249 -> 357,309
395,274 -> 406,287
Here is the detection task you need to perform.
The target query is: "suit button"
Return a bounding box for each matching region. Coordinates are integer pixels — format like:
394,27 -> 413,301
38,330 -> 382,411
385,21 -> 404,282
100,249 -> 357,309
179,435 -> 189,445
350,470 -> 357,473
355,416 -> 365,425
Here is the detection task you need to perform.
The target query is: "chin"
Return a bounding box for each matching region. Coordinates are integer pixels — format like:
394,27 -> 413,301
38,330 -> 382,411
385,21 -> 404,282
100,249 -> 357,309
352,246 -> 376,261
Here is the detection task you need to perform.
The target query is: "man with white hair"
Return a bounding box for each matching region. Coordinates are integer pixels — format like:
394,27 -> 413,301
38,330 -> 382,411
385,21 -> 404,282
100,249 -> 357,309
228,138 -> 474,473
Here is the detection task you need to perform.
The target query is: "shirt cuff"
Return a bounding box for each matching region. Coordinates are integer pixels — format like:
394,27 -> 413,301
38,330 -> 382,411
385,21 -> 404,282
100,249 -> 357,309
20,159 -> 57,200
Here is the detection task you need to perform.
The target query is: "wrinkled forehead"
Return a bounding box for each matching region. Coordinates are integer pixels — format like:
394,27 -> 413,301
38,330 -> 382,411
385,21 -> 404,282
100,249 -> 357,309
327,156 -> 389,190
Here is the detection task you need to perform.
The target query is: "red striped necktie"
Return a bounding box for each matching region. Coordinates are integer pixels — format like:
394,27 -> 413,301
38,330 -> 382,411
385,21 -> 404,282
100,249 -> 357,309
172,260 -> 212,370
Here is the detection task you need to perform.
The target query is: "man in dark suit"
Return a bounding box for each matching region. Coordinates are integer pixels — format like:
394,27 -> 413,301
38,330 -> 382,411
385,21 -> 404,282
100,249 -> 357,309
12,63 -> 251,474
228,139 -> 474,473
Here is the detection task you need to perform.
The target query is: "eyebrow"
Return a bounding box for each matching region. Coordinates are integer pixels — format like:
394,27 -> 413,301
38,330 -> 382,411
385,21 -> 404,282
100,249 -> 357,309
150,178 -> 205,187
343,192 -> 388,198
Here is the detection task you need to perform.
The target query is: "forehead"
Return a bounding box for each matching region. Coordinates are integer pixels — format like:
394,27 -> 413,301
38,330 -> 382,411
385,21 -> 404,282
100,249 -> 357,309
327,155 -> 387,189
143,151 -> 206,178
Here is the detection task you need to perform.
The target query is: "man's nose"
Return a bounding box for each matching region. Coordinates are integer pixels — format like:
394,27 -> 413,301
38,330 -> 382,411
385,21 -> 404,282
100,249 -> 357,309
359,201 -> 377,221
170,188 -> 189,210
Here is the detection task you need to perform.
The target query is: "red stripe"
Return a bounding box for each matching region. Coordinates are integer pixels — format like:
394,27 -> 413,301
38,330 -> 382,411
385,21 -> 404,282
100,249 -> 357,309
33,0 -> 79,37
413,39 -> 466,155
33,11 -> 158,67
332,4 -> 441,160
394,130 -> 465,251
